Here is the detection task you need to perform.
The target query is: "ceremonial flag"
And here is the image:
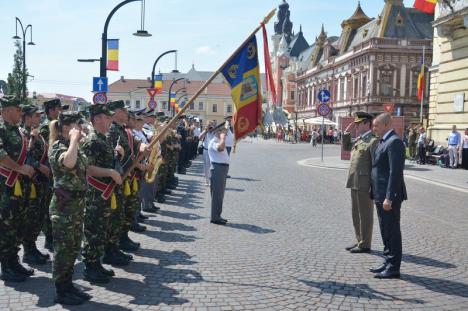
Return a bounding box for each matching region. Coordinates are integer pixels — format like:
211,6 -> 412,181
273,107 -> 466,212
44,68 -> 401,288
221,35 -> 262,141
170,92 -> 176,108
154,74 -> 163,92
107,39 -> 119,71
413,0 -> 436,14
417,63 -> 425,101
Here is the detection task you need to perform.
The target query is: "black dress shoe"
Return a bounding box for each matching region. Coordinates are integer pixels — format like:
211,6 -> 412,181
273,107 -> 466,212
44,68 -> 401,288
143,206 -> 159,213
345,244 -> 357,251
374,269 -> 400,279
349,247 -> 370,254
130,223 -> 146,233
369,264 -> 387,273
220,218 -> 228,223
210,220 -> 226,225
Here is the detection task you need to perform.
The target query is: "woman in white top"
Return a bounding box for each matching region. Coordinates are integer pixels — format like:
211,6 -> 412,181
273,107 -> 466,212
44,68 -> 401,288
199,121 -> 215,186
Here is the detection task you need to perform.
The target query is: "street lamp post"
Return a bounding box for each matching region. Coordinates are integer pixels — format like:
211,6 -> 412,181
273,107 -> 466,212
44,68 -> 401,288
13,17 -> 35,100
150,50 -> 178,88
168,78 -> 185,113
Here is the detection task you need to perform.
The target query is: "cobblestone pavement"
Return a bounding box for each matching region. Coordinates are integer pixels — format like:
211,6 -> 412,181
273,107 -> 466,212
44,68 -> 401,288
1,141 -> 467,310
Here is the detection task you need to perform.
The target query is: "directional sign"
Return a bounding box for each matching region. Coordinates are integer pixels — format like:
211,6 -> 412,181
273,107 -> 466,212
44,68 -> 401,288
317,89 -> 331,103
93,77 -> 108,93
317,103 -> 331,117
93,92 -> 107,105
147,99 -> 156,110
147,88 -> 157,98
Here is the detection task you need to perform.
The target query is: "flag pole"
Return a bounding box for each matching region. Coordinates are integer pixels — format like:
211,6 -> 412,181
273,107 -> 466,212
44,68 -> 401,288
122,8 -> 276,178
419,45 -> 425,124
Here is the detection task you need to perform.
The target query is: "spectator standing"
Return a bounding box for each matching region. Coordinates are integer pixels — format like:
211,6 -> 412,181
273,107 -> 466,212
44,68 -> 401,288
417,127 -> 427,164
447,125 -> 461,169
462,128 -> 468,170
408,125 -> 418,160
310,129 -> 318,147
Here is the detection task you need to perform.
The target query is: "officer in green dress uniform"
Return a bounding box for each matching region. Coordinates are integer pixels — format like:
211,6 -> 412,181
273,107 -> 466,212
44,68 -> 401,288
48,111 -> 90,305
343,112 -> 379,253
0,96 -> 35,282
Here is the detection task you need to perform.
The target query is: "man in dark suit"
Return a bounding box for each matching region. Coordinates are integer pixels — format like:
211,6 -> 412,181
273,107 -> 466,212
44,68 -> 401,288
370,113 -> 407,279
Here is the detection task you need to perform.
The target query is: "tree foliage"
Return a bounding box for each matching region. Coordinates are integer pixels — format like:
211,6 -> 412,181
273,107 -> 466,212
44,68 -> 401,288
7,40 -> 28,99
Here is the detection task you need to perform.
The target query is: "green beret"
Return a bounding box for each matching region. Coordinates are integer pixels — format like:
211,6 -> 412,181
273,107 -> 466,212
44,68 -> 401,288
0,96 -> 23,108
22,104 -> 44,115
107,100 -> 129,111
59,111 -> 83,125
88,104 -> 114,117
354,111 -> 373,123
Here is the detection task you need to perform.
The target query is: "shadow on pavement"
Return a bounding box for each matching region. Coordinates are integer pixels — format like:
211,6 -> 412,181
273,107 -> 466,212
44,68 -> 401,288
143,229 -> 198,243
144,219 -> 197,232
225,223 -> 275,234
225,187 -> 245,192
402,274 -> 468,298
227,177 -> 261,182
299,279 -> 424,304
157,210 -> 204,221
136,249 -> 198,266
370,250 -> 456,269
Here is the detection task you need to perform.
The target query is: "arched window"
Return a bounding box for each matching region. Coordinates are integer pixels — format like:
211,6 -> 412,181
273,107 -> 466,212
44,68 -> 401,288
379,65 -> 394,96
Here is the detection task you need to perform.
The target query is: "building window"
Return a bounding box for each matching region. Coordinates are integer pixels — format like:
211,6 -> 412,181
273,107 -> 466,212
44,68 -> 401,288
379,69 -> 393,96
135,100 -> 141,109
362,76 -> 368,97
290,91 -> 295,100
198,102 -> 204,110
190,103 -> 194,110
162,101 -> 167,110
227,105 -> 232,113
339,79 -> 345,101
212,104 -> 218,113
354,78 -> 359,99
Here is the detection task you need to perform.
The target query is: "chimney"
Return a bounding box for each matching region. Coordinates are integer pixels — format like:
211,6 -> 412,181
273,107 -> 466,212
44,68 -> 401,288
120,76 -> 125,82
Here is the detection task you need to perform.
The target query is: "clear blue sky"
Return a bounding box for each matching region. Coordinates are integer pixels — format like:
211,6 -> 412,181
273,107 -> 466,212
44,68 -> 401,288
0,0 -> 414,101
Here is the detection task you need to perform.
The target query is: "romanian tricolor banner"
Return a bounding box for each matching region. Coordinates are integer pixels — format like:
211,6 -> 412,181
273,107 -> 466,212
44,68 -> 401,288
417,63 -> 425,101
154,74 -> 163,92
170,92 -> 176,108
413,0 -> 437,14
221,35 -> 262,141
107,39 -> 119,71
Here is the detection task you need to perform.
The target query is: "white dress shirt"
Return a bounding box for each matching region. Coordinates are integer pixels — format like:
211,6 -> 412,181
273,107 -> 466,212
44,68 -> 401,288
133,129 -> 148,144
225,128 -> 234,148
208,136 -> 230,164
203,132 -> 214,149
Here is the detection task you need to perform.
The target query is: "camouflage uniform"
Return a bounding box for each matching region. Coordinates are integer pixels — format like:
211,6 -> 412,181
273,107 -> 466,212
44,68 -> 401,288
81,132 -> 114,265
48,135 -> 88,286
39,117 -> 54,248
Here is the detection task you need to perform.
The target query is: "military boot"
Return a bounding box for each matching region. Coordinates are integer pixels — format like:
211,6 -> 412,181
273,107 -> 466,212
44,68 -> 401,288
0,261 -> 27,282
54,283 -> 85,305
115,248 -> 133,261
97,262 -> 115,277
130,222 -> 146,233
102,249 -> 129,266
119,233 -> 140,252
84,262 -> 110,284
9,257 -> 34,276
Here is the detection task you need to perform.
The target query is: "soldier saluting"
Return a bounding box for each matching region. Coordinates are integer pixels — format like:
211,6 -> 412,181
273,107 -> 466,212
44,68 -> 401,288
343,112 -> 378,253
0,96 -> 35,283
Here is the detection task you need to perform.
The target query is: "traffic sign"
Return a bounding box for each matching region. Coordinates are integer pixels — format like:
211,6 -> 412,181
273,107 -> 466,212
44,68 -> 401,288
383,103 -> 394,113
147,88 -> 157,98
93,77 -> 108,93
93,92 -> 107,105
147,99 -> 156,110
317,103 -> 331,116
317,89 -> 331,103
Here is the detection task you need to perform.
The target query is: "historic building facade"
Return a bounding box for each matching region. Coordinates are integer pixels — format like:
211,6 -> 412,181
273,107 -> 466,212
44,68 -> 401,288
270,0 -> 434,128
428,0 -> 468,144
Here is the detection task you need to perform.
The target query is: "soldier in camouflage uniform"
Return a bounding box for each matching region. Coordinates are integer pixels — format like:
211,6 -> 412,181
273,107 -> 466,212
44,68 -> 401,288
0,96 -> 35,282
48,111 -> 90,305
104,100 -> 144,265
21,105 -> 51,266
39,98 -> 68,252
82,104 -> 122,283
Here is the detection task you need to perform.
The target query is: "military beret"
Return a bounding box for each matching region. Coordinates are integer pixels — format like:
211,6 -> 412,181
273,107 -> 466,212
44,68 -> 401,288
22,104 -> 44,115
58,111 -> 83,125
88,104 -> 114,117
354,111 -> 373,123
0,95 -> 23,108
107,100 -> 129,111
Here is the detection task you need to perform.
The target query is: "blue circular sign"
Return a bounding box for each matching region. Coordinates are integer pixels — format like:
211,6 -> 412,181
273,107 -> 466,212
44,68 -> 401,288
317,103 -> 331,116
317,89 -> 331,103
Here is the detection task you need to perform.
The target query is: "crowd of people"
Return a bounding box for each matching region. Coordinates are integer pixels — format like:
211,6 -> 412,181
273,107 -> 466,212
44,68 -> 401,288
0,95 -> 202,305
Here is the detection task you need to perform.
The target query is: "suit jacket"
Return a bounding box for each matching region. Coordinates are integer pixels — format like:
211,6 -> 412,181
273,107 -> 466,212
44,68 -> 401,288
345,131 -> 379,191
371,130 -> 408,203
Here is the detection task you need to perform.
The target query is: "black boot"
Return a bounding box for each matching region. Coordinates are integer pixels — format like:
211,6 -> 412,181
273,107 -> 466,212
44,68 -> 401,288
0,261 -> 27,282
156,195 -> 166,203
163,189 -> 172,195
130,223 -> 146,233
55,283 -> 85,305
115,248 -> 133,261
102,248 -> 129,266
23,247 -> 47,265
9,257 -> 34,276
138,213 -> 148,220
84,262 -> 110,284
44,237 -> 54,252
97,262 -> 115,277
66,279 -> 92,300
143,206 -> 159,213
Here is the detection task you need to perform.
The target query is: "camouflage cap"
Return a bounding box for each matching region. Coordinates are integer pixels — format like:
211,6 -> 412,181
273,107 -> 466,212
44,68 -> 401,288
44,98 -> 69,111
354,111 -> 373,123
22,104 -> 44,115
0,95 -> 23,108
107,100 -> 129,111
88,104 -> 114,117
58,111 -> 83,125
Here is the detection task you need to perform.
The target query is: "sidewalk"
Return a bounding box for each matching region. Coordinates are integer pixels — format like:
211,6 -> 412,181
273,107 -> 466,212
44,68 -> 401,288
299,156 -> 468,192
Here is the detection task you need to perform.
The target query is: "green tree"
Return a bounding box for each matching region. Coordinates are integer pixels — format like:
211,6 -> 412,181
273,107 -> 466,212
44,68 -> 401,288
7,40 -> 28,99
